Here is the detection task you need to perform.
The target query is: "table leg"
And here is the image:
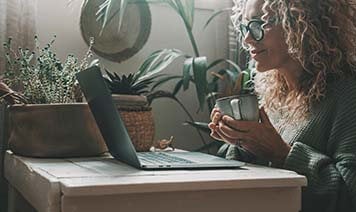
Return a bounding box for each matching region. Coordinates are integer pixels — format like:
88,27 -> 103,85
7,185 -> 36,212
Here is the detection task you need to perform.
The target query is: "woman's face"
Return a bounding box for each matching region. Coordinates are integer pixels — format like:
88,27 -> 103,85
242,0 -> 292,72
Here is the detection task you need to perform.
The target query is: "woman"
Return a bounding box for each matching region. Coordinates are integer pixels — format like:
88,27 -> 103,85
209,0 -> 356,211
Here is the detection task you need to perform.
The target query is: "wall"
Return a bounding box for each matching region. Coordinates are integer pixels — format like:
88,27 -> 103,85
36,0 -> 232,151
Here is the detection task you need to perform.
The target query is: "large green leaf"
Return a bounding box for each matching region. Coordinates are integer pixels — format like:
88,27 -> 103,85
207,58 -> 241,73
182,57 -> 193,90
239,69 -> 252,92
192,57 -> 208,111
172,79 -> 184,96
150,75 -> 182,91
173,0 -> 194,29
203,8 -> 231,29
163,0 -> 199,56
241,68 -> 256,92
136,49 -> 185,80
207,68 -> 239,92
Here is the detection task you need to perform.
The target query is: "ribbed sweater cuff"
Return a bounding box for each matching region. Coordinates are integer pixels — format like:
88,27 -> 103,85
283,142 -> 330,174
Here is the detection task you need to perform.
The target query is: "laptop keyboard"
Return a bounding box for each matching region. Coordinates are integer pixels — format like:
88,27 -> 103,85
138,152 -> 195,164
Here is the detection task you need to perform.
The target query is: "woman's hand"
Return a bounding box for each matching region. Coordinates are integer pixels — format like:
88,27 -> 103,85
208,107 -> 291,166
208,108 -> 227,142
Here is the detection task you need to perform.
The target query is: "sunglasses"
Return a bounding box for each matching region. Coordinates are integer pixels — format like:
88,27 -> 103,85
239,19 -> 266,41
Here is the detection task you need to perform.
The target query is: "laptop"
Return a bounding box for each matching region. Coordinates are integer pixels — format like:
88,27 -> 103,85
76,66 -> 244,170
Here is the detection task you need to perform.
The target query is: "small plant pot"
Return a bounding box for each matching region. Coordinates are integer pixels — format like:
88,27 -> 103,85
7,103 -> 108,158
112,94 -> 155,152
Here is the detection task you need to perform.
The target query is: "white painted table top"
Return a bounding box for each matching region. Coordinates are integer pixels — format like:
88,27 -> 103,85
5,150 -> 307,197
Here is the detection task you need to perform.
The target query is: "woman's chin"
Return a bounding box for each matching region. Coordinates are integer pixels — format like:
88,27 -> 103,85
255,63 -> 270,72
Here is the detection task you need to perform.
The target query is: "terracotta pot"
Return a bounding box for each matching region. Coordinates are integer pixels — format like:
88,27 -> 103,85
112,94 -> 155,152
7,103 -> 107,158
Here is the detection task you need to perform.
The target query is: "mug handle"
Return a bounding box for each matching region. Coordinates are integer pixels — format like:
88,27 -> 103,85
230,99 -> 242,120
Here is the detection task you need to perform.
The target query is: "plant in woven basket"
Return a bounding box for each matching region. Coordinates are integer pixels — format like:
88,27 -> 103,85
0,36 -> 107,158
104,69 -> 162,152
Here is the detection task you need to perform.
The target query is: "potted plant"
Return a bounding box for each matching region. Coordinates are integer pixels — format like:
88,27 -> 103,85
92,0 -> 251,152
103,69 -> 161,152
0,36 -> 107,158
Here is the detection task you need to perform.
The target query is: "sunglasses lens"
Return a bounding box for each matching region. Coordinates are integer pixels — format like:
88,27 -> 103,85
249,21 -> 263,41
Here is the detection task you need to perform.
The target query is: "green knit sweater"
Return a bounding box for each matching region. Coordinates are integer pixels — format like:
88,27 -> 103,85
226,77 -> 356,212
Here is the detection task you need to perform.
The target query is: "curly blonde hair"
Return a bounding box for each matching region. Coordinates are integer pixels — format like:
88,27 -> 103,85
232,0 -> 356,120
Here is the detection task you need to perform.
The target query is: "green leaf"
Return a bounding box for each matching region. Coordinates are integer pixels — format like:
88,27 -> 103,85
172,79 -> 184,96
174,0 -> 194,29
135,49 -> 163,76
220,69 -> 240,83
150,75 -> 182,91
182,57 -> 193,90
105,69 -> 116,81
168,0 -> 199,56
165,0 -> 178,12
144,0 -> 166,3
136,49 -> 185,80
192,57 -> 208,111
203,8 -> 231,29
89,59 -> 100,67
208,69 -> 236,92
240,69 -> 251,91
206,58 -> 241,73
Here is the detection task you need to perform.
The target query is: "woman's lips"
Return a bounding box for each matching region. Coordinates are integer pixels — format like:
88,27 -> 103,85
250,49 -> 267,59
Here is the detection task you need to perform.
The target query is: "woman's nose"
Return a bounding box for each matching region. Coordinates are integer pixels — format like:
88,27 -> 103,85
243,31 -> 256,46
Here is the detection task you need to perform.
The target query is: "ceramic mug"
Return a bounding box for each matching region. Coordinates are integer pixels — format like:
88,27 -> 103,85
215,94 -> 259,121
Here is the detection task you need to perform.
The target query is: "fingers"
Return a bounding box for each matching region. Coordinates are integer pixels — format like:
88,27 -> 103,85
214,127 -> 238,145
210,110 -> 222,125
217,121 -> 250,141
210,108 -> 220,120
209,130 -> 224,142
208,122 -> 217,131
222,115 -> 254,132
209,121 -> 226,142
209,108 -> 259,146
209,120 -> 243,145
209,122 -> 228,143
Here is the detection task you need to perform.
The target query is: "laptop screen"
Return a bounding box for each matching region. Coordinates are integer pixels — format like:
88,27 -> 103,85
76,66 -> 141,168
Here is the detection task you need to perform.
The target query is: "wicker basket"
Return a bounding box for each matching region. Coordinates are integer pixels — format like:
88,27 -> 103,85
112,95 -> 155,152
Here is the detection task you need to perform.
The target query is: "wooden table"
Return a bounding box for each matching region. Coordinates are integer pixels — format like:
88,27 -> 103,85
4,151 -> 307,212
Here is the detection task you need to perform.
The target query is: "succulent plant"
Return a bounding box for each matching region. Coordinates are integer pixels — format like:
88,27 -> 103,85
104,69 -> 159,95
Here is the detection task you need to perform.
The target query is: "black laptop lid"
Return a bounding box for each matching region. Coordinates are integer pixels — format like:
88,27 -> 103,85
76,66 -> 140,168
